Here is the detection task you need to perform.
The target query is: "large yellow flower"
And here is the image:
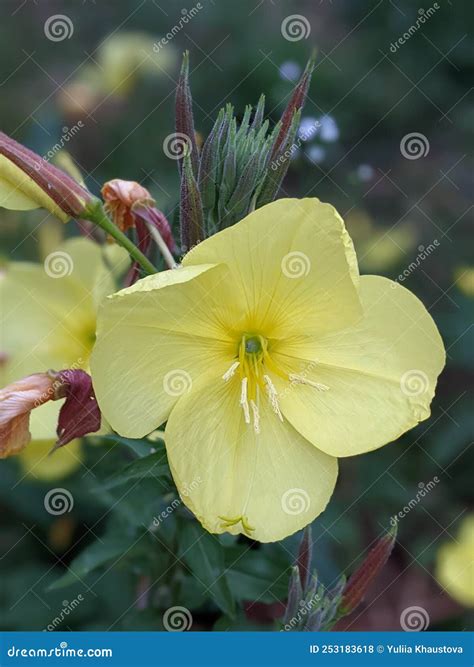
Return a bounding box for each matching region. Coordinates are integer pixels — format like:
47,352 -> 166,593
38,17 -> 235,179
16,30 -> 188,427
1,237 -> 127,479
91,199 -> 445,542
436,514 -> 474,607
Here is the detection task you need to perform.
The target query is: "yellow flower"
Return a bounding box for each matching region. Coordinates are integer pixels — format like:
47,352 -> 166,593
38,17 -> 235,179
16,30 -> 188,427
436,514 -> 474,607
91,199 -> 445,542
454,266 -> 474,298
345,209 -> 418,272
1,237 -> 128,479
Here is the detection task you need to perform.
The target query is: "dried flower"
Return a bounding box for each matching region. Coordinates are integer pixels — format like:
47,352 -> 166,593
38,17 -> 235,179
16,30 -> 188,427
102,178 -> 176,279
0,370 -> 100,458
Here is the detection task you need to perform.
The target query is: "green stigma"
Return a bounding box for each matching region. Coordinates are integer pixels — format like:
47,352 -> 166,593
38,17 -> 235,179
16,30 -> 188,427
244,335 -> 263,354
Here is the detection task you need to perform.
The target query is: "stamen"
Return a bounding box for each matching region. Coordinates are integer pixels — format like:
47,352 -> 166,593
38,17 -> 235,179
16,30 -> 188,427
240,377 -> 250,424
289,373 -> 329,391
263,374 -> 283,421
250,399 -> 260,434
222,360 -> 240,382
218,514 -> 255,536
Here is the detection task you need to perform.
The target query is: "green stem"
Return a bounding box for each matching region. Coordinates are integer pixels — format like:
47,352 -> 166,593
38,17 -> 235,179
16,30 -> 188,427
84,200 -> 157,275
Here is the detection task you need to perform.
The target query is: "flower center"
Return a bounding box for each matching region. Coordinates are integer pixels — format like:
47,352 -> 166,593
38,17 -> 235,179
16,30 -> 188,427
222,333 -> 330,434
222,333 -> 284,433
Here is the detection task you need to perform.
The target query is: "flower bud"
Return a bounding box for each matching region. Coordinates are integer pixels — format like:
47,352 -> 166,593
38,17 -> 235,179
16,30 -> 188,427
0,131 -> 96,222
339,523 -> 397,615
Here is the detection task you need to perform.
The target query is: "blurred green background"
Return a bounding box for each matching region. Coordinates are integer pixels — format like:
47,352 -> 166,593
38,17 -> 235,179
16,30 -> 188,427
0,0 -> 472,632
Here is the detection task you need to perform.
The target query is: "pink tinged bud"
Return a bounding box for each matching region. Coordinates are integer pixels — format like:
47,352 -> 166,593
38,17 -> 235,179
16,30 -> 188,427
0,373 -> 55,458
271,57 -> 314,159
102,179 -> 176,284
52,370 -> 101,447
0,131 -> 95,221
180,151 -> 204,253
296,525 -> 313,592
175,51 -> 199,176
339,524 -> 397,615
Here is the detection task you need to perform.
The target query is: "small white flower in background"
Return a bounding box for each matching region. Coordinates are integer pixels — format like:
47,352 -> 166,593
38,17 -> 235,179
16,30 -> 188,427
298,117 -> 319,142
357,164 -> 375,182
319,115 -> 340,142
279,60 -> 302,82
307,145 -> 326,164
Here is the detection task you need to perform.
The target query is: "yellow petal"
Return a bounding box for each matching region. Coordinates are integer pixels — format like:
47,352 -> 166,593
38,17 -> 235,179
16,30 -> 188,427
0,155 -> 68,222
91,264 -> 237,438
0,238 -> 121,378
1,257 -> 92,383
59,237 -> 130,307
29,400 -> 61,441
182,198 -> 362,338
273,276 -> 445,457
1,238 -> 122,441
165,367 -> 338,543
436,515 -> 474,607
17,438 -> 83,480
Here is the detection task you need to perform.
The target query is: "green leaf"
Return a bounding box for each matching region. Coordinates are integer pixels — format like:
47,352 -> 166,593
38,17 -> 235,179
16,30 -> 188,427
178,520 -> 235,618
92,434 -> 159,458
213,611 -> 274,631
101,450 -> 170,490
49,530 -> 143,590
225,546 -> 290,603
